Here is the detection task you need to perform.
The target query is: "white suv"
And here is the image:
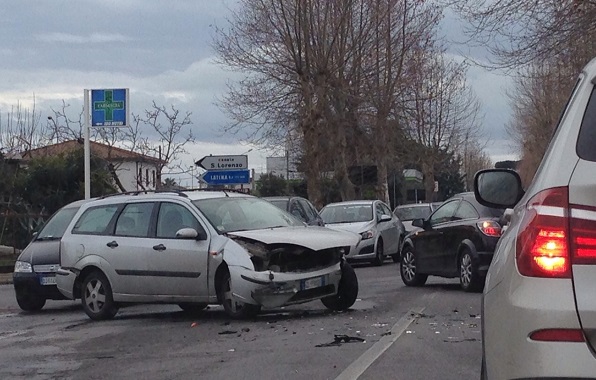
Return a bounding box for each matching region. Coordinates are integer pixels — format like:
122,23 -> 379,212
474,57 -> 596,379
56,190 -> 359,320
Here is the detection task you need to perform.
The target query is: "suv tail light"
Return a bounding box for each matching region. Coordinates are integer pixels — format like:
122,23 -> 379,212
570,206 -> 596,263
516,187 -> 571,278
477,220 -> 502,237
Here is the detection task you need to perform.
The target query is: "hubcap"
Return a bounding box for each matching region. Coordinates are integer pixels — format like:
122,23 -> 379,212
460,254 -> 472,286
84,279 -> 106,313
402,251 -> 416,281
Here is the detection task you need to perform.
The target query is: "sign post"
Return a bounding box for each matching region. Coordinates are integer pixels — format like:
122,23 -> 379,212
84,88 -> 129,199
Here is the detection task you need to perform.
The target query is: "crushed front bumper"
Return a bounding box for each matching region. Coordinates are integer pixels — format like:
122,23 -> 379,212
228,262 -> 342,309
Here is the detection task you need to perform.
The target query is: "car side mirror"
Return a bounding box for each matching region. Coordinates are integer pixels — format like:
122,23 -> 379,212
379,214 -> 392,223
411,218 -> 424,228
474,169 -> 524,208
176,228 -> 204,240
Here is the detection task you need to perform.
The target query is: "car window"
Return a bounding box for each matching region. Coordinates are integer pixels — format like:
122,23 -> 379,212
375,203 -> 385,222
289,200 -> 308,222
577,85 -> 596,161
115,203 -> 154,238
430,200 -> 460,226
36,206 -> 81,240
320,204 -> 372,223
298,199 -> 318,221
72,205 -> 119,235
192,197 -> 302,233
156,202 -> 204,238
453,201 -> 479,220
380,203 -> 393,218
394,205 -> 432,221
267,199 -> 289,211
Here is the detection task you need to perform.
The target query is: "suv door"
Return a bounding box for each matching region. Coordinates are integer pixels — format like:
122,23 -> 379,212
145,202 -> 210,299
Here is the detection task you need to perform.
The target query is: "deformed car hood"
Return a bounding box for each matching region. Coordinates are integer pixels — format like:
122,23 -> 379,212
227,226 -> 359,250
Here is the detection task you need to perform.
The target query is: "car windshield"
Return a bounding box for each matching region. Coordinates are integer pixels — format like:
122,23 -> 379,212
192,196 -> 303,233
320,204 -> 372,224
394,205 -> 432,221
35,206 -> 81,240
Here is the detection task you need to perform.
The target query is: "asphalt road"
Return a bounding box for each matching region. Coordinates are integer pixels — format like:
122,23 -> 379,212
0,261 -> 482,380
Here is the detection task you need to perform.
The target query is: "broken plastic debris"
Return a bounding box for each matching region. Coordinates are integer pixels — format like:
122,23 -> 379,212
315,334 -> 366,347
191,322 -> 198,328
406,331 -> 413,334
219,330 -> 238,335
228,349 -> 235,352
371,323 -> 388,328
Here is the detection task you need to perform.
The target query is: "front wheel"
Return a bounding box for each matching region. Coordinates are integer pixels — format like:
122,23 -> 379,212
217,271 -> 260,319
321,262 -> 359,311
16,291 -> 46,312
81,271 -> 119,320
400,246 -> 428,286
372,239 -> 384,266
459,249 -> 483,292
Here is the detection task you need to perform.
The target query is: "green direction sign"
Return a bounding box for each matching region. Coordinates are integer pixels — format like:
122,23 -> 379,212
91,89 -> 128,127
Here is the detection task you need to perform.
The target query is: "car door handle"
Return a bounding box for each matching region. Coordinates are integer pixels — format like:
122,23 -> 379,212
106,241 -> 118,248
153,244 -> 166,251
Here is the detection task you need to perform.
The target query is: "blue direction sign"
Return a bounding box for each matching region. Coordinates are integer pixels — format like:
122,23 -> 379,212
201,169 -> 250,185
91,89 -> 128,127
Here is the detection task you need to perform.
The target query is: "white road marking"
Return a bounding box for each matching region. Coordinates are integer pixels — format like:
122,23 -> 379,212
334,307 -> 425,380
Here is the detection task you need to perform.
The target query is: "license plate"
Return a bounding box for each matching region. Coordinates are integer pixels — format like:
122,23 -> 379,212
300,276 -> 325,290
39,276 -> 56,286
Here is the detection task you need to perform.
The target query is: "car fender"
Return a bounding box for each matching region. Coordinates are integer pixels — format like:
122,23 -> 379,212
73,254 -> 118,294
219,238 -> 255,270
458,239 -> 478,261
401,237 -> 415,258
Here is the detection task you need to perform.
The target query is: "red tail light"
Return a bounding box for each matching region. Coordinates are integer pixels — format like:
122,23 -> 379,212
516,187 -> 571,278
529,328 -> 585,342
570,206 -> 596,263
477,220 -> 502,237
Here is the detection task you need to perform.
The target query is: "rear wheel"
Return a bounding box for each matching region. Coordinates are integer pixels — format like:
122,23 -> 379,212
400,245 -> 428,286
372,239 -> 384,266
16,291 -> 46,312
459,249 -> 483,292
81,271 -> 119,320
217,271 -> 260,319
321,262 -> 358,311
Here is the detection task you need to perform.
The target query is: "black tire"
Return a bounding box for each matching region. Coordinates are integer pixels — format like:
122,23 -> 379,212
459,248 -> 484,292
321,262 -> 359,311
217,271 -> 260,319
81,271 -> 119,321
16,291 -> 46,312
400,245 -> 428,286
178,303 -> 208,313
392,254 -> 400,263
372,239 -> 384,266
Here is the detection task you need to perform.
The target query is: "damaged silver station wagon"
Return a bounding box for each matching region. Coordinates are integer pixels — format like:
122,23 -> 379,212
56,190 -> 360,320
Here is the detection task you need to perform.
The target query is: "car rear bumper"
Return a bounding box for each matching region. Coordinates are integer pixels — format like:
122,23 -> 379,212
13,272 -> 67,300
484,275 -> 596,379
229,263 -> 342,308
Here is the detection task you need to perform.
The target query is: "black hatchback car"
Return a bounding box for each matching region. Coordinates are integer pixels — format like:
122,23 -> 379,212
13,199 -> 86,311
399,192 -> 504,292
264,196 -> 325,226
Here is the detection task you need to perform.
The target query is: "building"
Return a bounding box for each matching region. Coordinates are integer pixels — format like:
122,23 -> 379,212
21,140 -> 165,192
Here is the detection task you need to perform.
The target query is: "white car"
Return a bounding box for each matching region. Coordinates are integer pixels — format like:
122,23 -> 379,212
319,200 -> 403,266
56,190 -> 360,320
474,56 -> 596,379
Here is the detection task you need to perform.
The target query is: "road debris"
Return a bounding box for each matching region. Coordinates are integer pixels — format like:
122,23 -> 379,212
315,334 -> 366,347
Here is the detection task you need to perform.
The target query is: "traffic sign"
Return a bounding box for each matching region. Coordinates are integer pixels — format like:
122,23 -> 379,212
196,155 -> 248,170
91,89 -> 129,127
200,169 -> 250,185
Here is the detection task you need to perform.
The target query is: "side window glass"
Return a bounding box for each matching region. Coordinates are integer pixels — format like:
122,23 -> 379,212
381,203 -> 392,217
453,201 -> 479,220
298,199 -> 317,221
72,205 -> 119,235
375,203 -> 384,222
115,202 -> 154,237
157,203 -> 203,238
290,201 -> 308,222
577,86 -> 596,161
430,201 -> 460,226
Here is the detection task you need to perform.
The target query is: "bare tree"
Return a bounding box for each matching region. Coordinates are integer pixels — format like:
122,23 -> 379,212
0,99 -> 43,156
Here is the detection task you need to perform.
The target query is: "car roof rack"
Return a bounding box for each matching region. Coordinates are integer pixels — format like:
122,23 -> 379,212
98,187 -> 249,200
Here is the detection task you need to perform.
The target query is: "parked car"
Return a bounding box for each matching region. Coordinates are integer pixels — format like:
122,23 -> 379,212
13,199 -> 88,311
399,192 -> 504,292
56,190 -> 360,321
319,200 -> 404,266
264,196 -> 324,226
473,57 -> 596,379
394,202 -> 442,233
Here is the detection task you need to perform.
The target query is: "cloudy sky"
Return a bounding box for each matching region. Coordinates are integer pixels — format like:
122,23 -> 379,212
0,1 -> 518,186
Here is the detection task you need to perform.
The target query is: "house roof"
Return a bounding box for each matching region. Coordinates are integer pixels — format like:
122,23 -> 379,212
21,140 -> 166,165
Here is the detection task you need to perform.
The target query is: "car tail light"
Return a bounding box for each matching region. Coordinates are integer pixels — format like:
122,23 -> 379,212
529,328 -> 585,342
516,187 -> 571,278
570,206 -> 596,264
477,220 -> 502,237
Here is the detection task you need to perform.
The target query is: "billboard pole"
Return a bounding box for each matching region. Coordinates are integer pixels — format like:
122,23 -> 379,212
83,89 -> 91,199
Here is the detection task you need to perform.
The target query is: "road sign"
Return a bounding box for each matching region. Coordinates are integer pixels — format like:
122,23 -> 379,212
196,155 -> 248,170
91,89 -> 129,127
200,169 -> 250,185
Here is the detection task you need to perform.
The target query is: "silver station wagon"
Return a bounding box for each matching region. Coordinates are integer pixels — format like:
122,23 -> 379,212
56,190 -> 360,320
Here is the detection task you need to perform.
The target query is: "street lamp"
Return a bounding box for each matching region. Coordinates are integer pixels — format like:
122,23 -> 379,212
190,166 -> 194,189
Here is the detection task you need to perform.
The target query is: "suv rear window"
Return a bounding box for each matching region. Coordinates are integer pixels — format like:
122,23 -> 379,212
577,86 -> 596,161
